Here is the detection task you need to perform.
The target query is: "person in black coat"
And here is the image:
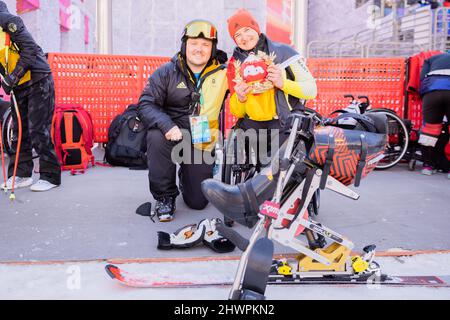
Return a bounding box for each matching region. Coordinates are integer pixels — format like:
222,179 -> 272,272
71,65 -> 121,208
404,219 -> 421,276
419,52 -> 450,177
0,1 -> 60,192
138,20 -> 229,222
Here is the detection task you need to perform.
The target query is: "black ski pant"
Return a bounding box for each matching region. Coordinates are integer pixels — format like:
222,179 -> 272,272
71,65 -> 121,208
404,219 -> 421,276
146,128 -> 214,210
8,75 -> 61,185
236,118 -> 289,171
421,90 -> 450,168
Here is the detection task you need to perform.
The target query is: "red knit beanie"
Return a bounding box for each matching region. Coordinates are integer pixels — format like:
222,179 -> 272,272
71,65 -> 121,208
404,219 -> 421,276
227,9 -> 261,41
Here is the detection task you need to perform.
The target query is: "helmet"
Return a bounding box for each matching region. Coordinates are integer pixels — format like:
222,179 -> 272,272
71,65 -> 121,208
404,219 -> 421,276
181,20 -> 218,59
182,20 -> 218,41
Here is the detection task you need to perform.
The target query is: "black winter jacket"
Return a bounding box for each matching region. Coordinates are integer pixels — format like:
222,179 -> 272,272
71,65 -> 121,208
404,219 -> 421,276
420,53 -> 450,96
0,2 -> 51,88
420,53 -> 450,80
138,51 -> 228,135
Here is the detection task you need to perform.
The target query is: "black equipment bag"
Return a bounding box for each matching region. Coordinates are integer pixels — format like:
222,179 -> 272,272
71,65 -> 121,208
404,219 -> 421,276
105,104 -> 148,169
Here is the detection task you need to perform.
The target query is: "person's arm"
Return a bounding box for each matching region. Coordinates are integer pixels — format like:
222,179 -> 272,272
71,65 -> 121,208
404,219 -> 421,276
138,66 -> 177,135
281,58 -> 318,100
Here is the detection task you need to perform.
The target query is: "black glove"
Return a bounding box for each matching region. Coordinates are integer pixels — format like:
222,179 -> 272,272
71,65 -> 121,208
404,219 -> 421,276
1,66 -> 25,95
1,73 -> 19,95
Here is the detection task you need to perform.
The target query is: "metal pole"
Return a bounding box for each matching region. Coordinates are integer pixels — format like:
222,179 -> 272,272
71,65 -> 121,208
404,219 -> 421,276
392,0 -> 399,42
294,0 -> 309,57
96,0 -> 113,54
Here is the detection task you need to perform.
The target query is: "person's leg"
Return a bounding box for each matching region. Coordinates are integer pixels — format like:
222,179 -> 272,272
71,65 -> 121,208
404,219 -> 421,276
442,91 -> 450,178
181,147 -> 214,210
238,118 -> 267,171
7,93 -> 34,181
266,119 -> 289,164
147,129 -> 180,221
146,129 -> 179,200
444,90 -> 450,123
27,76 -> 61,186
420,91 -> 446,174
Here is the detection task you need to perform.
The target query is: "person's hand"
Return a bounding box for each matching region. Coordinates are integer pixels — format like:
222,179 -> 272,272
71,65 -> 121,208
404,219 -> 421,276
267,64 -> 284,89
1,73 -> 19,95
165,126 -> 183,142
234,81 -> 252,103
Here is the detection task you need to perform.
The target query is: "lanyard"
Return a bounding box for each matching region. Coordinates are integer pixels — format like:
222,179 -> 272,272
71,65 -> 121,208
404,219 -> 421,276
188,64 -> 225,116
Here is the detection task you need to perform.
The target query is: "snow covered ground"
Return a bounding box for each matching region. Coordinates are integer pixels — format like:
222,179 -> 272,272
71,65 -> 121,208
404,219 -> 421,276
1,253 -> 450,300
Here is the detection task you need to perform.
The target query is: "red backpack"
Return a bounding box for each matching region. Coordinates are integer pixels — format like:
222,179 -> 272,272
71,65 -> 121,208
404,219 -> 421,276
51,105 -> 95,174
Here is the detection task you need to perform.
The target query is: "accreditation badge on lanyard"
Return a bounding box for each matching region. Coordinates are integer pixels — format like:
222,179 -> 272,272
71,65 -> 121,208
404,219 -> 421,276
190,90 -> 211,145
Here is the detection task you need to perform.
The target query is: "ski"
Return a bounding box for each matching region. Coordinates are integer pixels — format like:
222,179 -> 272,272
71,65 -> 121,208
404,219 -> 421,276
267,274 -> 450,287
105,265 -> 450,289
105,265 -> 233,288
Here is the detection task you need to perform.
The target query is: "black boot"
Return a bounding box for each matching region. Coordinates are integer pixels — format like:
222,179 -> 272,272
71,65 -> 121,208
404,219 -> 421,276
155,197 -> 177,222
201,174 -> 277,228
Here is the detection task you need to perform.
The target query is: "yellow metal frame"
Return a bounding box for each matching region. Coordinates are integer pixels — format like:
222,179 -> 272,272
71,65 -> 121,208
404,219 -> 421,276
297,243 -> 351,272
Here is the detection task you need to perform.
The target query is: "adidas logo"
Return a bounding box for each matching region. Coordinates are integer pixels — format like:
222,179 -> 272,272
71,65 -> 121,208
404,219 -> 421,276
177,82 -> 187,89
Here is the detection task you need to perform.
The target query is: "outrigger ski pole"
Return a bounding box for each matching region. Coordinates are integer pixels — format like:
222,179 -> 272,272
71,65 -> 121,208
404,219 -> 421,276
8,92 -> 21,201
0,33 -> 23,201
0,116 -> 7,193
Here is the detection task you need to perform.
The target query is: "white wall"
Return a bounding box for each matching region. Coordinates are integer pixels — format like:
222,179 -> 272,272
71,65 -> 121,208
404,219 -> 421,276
4,0 -> 96,54
307,0 -> 374,43
111,0 -> 267,58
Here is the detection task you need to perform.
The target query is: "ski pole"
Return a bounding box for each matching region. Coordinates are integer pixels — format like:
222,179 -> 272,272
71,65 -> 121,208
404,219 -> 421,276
2,33 -> 22,201
0,32 -> 9,193
9,91 -> 21,201
0,119 -> 7,193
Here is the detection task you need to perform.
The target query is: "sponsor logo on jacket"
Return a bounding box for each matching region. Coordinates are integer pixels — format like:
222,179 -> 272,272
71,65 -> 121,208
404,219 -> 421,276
177,82 -> 187,89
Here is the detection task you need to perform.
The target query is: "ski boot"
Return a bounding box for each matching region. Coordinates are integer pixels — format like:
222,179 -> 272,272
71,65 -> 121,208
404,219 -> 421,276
201,172 -> 277,228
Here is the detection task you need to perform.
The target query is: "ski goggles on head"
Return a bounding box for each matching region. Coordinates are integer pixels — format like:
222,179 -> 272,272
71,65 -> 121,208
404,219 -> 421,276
183,21 -> 218,41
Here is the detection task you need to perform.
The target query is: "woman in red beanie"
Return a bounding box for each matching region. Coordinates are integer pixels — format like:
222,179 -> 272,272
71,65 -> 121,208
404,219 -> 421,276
226,8 -> 317,170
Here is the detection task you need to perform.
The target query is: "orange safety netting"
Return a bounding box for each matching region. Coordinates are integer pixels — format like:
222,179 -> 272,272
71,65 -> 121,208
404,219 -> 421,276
306,58 -> 406,116
48,53 -> 170,143
49,54 -> 409,142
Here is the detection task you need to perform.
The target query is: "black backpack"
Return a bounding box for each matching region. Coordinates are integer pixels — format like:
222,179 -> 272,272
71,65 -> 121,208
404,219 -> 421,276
105,104 -> 148,169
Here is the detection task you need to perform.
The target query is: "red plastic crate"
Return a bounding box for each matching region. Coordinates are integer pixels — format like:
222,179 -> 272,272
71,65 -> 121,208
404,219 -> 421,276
407,92 -> 423,130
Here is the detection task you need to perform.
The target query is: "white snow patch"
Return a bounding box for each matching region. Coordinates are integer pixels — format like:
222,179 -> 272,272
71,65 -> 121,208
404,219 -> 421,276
0,254 -> 449,300
386,248 -> 411,253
